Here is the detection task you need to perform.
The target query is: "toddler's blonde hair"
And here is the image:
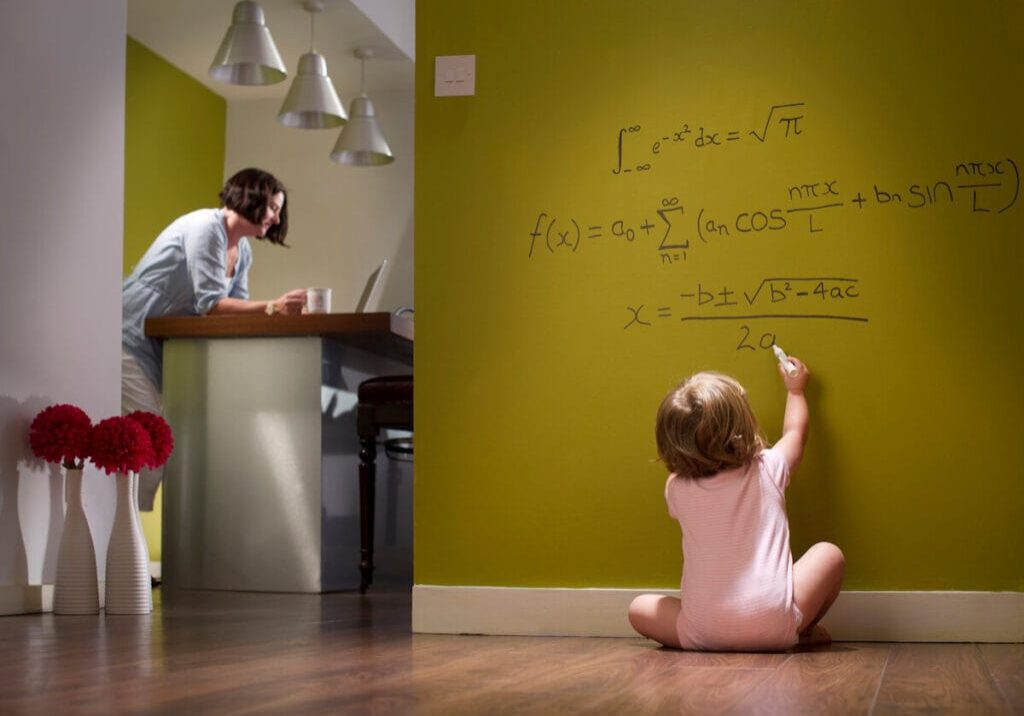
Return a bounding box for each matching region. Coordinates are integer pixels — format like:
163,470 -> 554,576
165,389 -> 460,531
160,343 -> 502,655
655,371 -> 766,477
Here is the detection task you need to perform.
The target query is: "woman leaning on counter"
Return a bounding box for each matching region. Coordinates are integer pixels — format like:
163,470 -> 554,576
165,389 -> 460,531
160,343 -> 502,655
121,167 -> 306,511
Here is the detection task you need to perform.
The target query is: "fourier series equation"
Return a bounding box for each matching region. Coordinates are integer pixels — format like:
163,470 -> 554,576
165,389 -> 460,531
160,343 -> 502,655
528,158 -> 1019,265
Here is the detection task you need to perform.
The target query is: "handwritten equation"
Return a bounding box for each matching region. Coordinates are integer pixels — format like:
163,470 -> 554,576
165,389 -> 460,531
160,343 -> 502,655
623,276 -> 869,351
528,197 -> 690,260
528,158 -> 1019,265
623,276 -> 866,327
612,102 -> 807,175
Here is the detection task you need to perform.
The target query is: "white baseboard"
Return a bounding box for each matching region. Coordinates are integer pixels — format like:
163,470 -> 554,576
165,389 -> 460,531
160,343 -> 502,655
412,586 -> 1024,643
0,585 -> 54,616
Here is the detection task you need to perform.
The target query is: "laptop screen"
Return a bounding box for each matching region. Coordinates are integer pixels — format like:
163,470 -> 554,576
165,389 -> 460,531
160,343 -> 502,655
354,259 -> 388,313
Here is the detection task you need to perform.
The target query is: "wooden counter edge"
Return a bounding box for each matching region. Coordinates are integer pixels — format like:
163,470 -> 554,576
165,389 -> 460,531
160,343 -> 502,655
146,312 -> 413,340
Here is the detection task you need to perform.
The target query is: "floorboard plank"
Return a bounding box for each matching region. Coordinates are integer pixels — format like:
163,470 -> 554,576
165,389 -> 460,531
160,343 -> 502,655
728,643 -> 890,715
979,644 -> 1024,714
873,643 -> 1011,715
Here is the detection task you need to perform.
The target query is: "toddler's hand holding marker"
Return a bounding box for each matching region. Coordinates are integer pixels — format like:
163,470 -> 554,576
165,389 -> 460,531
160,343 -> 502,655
772,344 -> 799,377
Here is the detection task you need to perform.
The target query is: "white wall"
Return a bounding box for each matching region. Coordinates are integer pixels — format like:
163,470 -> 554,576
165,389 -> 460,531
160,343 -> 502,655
351,0 -> 416,61
0,0 -> 125,608
224,91 -> 415,314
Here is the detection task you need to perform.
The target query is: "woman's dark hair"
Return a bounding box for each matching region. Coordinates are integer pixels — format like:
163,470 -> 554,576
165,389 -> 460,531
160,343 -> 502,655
219,168 -> 289,246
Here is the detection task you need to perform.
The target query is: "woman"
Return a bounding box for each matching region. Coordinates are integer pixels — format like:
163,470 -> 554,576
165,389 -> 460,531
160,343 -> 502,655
122,168 -> 307,510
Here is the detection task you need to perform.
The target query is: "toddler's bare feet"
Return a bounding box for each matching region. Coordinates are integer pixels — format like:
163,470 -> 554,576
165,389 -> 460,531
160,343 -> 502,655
798,625 -> 832,646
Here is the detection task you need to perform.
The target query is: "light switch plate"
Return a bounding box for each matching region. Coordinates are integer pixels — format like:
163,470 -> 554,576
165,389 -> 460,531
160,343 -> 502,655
435,55 -> 476,96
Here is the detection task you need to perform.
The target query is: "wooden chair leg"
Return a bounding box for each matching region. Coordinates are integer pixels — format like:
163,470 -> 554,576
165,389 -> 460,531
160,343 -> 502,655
358,435 -> 377,594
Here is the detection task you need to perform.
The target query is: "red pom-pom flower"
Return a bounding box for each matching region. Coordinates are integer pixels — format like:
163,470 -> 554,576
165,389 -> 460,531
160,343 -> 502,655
89,416 -> 154,475
29,404 -> 92,469
125,411 -> 174,468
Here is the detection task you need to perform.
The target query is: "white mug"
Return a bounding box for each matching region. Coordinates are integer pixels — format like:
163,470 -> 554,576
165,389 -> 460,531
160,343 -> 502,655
306,287 -> 332,314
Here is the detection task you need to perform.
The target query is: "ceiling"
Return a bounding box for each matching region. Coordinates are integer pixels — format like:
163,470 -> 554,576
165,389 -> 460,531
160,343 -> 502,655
127,0 -> 415,102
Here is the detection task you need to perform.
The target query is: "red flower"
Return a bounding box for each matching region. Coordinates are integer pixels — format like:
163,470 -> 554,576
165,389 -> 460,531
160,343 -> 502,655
126,411 -> 174,468
89,416 -> 154,475
29,404 -> 92,469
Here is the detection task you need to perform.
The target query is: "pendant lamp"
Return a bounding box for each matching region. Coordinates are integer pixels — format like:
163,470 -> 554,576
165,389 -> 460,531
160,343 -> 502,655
277,1 -> 347,128
209,0 -> 287,86
331,49 -> 394,166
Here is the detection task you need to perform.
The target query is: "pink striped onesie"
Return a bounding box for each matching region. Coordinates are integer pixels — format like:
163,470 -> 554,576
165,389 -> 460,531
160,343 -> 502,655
665,447 -> 803,651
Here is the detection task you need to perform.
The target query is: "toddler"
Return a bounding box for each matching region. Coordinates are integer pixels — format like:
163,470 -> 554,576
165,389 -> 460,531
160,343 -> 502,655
629,357 -> 844,650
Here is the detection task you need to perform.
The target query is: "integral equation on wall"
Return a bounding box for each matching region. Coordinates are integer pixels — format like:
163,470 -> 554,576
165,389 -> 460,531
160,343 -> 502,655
524,101 -> 1020,350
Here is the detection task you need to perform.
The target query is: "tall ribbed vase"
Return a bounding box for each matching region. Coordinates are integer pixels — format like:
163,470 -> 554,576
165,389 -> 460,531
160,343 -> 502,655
53,468 -> 100,615
105,471 -> 152,615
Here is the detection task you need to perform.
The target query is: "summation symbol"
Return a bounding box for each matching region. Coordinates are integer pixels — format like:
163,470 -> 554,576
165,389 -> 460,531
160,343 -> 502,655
656,197 -> 688,252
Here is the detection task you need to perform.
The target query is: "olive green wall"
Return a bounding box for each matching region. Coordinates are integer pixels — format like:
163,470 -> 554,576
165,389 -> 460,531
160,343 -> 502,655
124,37 -> 225,277
415,1 -> 1023,590
124,37 -> 226,559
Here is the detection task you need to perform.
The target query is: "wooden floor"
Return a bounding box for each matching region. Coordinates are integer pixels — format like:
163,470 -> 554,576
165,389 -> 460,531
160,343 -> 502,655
0,589 -> 1020,715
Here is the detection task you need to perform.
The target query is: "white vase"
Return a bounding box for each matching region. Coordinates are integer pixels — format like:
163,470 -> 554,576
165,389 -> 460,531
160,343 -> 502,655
104,471 -> 152,615
53,468 -> 100,615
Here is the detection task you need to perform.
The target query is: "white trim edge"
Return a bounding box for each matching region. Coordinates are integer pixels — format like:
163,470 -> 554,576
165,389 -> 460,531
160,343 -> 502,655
0,585 -> 54,616
412,586 -> 1024,642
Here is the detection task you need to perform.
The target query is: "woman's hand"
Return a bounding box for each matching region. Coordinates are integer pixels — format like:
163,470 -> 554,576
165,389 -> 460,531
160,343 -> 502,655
210,291 -> 307,316
272,289 -> 307,315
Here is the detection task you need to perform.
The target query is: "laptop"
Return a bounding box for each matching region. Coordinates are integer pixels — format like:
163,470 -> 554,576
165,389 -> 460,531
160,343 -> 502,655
354,259 -> 388,313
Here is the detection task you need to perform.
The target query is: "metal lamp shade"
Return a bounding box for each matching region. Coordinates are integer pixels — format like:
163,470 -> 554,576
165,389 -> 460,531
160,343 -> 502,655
330,96 -> 394,166
209,1 -> 287,86
277,52 -> 347,128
